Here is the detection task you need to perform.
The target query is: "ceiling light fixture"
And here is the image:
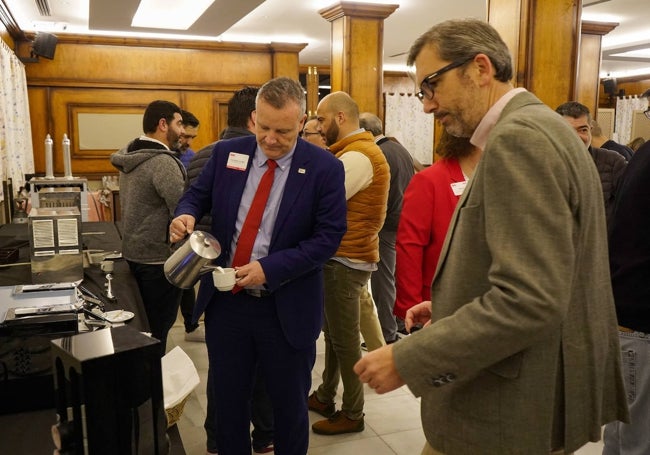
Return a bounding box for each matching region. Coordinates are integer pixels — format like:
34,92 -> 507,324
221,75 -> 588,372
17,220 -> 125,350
131,0 -> 215,31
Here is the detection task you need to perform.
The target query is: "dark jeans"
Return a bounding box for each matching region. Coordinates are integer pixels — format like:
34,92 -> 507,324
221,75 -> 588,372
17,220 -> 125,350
127,261 -> 182,357
205,365 -> 274,452
180,288 -> 198,333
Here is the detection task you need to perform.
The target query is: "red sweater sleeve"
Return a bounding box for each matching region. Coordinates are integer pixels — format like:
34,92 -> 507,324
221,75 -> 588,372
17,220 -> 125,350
394,160 -> 462,319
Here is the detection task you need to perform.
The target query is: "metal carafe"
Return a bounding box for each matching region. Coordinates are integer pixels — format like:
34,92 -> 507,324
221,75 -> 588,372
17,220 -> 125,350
164,231 -> 221,289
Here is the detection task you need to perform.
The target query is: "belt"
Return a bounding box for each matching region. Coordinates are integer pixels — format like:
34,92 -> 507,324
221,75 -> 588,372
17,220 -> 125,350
244,289 -> 272,298
618,325 -> 635,333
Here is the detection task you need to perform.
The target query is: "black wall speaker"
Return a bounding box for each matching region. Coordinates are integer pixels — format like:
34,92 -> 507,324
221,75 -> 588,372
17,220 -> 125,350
603,78 -> 618,96
32,32 -> 58,59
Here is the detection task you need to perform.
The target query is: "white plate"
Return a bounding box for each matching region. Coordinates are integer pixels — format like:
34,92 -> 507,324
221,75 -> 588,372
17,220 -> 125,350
103,310 -> 135,323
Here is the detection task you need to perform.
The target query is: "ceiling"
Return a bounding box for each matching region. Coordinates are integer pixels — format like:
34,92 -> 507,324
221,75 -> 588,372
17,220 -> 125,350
3,0 -> 650,77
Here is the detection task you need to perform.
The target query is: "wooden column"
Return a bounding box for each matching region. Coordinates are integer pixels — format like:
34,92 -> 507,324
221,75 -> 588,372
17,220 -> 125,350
306,66 -> 319,117
270,42 -> 307,80
578,21 -> 618,114
319,1 -> 398,117
488,0 -> 581,111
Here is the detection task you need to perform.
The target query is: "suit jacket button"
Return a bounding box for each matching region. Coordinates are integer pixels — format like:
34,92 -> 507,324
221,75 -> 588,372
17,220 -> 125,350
445,373 -> 456,382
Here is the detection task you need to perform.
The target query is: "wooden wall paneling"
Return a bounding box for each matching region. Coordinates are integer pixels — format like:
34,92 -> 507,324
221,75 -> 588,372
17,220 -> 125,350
180,91 -> 229,150
18,35 -> 304,180
329,19 -> 345,96
577,33 -> 603,114
488,0 -> 524,85
216,98 -> 229,140
305,66 -> 319,117
578,21 -> 618,117
348,18 -> 384,115
195,91 -> 234,144
45,88 -> 182,176
320,2 -> 398,119
487,0 -> 526,86
489,0 -> 581,110
618,79 -> 650,97
24,45 -> 273,90
527,0 -> 580,109
1,29 -> 13,49
599,78 -> 650,109
270,43 -> 306,80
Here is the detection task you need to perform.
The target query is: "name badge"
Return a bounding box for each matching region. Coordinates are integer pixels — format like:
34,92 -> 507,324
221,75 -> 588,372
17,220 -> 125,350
450,180 -> 468,196
227,152 -> 249,171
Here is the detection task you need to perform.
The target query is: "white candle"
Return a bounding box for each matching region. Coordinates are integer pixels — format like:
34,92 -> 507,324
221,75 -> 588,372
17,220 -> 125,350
44,134 -> 54,179
62,133 -> 73,179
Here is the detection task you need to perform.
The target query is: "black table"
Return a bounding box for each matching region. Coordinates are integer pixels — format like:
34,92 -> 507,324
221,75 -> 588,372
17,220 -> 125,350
0,222 -> 184,454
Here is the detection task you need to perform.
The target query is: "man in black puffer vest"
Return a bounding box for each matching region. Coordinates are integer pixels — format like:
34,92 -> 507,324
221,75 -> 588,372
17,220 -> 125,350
187,87 -> 259,232
556,101 -> 627,228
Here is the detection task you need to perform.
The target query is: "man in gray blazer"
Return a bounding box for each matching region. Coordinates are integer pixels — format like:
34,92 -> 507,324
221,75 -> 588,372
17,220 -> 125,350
354,19 -> 629,454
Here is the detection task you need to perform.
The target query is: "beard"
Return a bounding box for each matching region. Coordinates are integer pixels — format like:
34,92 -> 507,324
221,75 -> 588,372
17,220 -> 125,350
167,129 -> 180,150
436,132 -> 475,159
325,122 -> 340,147
442,73 -> 482,139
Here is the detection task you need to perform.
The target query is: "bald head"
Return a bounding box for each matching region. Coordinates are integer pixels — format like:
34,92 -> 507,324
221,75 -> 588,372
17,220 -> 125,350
316,91 -> 361,146
320,91 -> 359,121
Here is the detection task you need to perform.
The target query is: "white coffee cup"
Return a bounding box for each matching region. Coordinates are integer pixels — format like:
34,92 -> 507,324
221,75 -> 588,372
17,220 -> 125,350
212,267 -> 236,291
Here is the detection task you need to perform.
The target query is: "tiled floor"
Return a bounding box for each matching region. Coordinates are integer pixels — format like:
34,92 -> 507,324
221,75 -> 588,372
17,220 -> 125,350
166,317 -> 605,455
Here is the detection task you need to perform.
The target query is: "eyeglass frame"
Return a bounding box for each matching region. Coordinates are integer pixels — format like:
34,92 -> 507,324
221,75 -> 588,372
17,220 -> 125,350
644,108 -> 650,120
416,56 -> 476,102
302,131 -> 321,136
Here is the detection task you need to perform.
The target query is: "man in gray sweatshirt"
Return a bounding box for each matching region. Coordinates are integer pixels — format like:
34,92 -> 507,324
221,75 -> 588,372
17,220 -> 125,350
110,99 -> 187,356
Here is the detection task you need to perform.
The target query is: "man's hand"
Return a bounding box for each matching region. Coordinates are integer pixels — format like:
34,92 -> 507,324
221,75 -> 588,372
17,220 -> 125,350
234,260 -> 267,287
169,214 -> 196,243
405,300 -> 433,332
354,344 -> 405,394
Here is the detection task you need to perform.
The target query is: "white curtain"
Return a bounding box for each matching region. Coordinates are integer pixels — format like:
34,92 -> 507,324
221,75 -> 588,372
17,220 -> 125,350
384,92 -> 434,165
0,40 -> 34,202
614,95 -> 646,145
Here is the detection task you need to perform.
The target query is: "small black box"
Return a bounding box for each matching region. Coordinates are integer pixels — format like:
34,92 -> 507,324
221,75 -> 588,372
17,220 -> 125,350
51,326 -> 168,454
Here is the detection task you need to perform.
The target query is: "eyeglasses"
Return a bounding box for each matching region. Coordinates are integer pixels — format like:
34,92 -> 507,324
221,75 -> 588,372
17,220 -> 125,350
644,108 -> 650,120
303,131 -> 321,136
416,56 -> 475,102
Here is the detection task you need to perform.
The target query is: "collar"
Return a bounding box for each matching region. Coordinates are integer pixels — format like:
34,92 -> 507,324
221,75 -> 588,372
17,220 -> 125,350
253,144 -> 295,171
139,135 -> 169,150
471,87 -> 527,151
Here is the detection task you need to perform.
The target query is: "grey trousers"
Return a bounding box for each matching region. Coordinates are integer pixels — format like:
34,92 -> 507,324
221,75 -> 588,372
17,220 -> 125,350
370,229 -> 402,342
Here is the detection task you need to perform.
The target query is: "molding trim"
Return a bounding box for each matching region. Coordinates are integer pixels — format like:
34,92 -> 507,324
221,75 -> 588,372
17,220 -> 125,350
581,20 -> 618,35
319,1 -> 399,22
22,32 -> 306,53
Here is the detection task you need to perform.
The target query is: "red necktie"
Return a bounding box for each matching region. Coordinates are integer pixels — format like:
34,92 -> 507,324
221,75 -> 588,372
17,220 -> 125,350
231,159 -> 277,293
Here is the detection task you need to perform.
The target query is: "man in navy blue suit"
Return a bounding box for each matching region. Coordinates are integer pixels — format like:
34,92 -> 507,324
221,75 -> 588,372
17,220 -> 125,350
170,77 -> 347,455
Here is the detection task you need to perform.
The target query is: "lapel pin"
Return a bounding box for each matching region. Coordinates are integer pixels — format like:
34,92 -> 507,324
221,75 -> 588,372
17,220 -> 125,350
298,168 -> 306,174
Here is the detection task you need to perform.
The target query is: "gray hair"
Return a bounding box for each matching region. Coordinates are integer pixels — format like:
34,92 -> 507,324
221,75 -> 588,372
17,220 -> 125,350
407,19 -> 513,83
359,112 -> 383,136
257,77 -> 306,115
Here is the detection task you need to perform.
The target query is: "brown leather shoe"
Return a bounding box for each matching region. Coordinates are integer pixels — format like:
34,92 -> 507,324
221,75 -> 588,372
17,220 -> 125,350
307,392 -> 335,418
311,411 -> 365,435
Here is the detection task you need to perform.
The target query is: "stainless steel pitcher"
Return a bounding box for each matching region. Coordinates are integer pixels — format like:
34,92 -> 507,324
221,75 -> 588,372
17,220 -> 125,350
164,231 -> 222,289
